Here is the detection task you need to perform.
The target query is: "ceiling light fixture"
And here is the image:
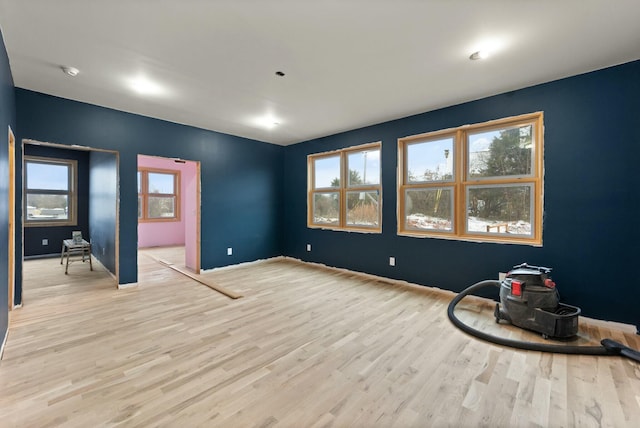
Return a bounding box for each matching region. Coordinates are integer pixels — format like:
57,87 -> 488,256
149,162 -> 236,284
128,76 -> 164,96
253,115 -> 282,130
61,66 -> 79,76
469,50 -> 488,61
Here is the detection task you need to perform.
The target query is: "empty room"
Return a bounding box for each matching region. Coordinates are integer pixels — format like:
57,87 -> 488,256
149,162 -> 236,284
0,1 -> 639,427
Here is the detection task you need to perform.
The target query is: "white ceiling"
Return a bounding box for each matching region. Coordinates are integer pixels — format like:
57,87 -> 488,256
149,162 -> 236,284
1,1 -> 639,146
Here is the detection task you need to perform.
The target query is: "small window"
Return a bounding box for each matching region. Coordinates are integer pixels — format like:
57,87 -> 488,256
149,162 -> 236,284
138,168 -> 180,221
24,156 -> 77,227
308,142 -> 382,232
398,112 -> 543,245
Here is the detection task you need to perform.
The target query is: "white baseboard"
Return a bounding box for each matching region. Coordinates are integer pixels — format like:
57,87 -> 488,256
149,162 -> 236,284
0,327 -> 8,360
117,282 -> 138,289
200,255 -> 285,273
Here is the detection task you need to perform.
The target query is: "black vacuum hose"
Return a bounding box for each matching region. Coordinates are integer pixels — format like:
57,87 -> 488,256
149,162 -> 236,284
447,280 -> 615,356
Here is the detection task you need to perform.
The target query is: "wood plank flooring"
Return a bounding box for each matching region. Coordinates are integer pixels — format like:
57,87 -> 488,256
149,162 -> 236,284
1,248 -> 639,427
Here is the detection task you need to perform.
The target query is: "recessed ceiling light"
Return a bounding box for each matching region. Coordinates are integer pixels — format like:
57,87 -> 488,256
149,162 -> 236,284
128,76 -> 164,96
469,50 -> 488,61
61,66 -> 79,76
253,115 -> 282,130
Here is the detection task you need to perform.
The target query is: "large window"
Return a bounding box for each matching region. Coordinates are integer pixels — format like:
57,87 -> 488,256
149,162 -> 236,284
24,156 -> 77,227
398,112 -> 543,245
308,142 -> 382,232
138,168 -> 180,221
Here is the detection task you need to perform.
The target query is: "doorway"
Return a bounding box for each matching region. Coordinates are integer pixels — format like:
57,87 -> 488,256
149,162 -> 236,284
137,155 -> 200,273
20,140 -> 119,304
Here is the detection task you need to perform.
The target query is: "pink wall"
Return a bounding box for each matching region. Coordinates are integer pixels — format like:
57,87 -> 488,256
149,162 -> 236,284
137,155 -> 197,249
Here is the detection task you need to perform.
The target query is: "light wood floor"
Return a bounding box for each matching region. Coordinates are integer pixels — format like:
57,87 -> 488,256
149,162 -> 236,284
1,248 -> 639,427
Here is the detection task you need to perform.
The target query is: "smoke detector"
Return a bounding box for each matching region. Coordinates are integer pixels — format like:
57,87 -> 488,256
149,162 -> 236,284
61,66 -> 79,77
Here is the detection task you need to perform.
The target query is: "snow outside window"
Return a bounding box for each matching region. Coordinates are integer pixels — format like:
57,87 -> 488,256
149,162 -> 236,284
398,112 -> 544,245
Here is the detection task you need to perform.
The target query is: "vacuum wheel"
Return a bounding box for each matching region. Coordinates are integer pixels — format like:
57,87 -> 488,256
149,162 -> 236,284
494,303 -> 502,323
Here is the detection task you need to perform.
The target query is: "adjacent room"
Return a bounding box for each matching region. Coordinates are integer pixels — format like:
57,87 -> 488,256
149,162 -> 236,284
0,1 -> 639,426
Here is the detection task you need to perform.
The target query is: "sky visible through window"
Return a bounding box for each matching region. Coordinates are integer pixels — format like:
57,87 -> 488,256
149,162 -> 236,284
407,137 -> 454,181
407,131 -> 499,181
314,155 -> 340,188
148,172 -> 174,193
314,150 -> 381,188
348,149 -> 380,185
27,162 -> 68,190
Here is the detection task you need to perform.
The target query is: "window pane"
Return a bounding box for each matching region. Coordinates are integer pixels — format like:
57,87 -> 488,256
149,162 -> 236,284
312,192 -> 339,225
314,156 -> 341,188
148,196 -> 176,218
468,125 -> 533,178
26,194 -> 69,220
138,171 -> 142,193
404,188 -> 453,231
347,149 -> 380,186
27,162 -> 69,191
406,137 -> 454,183
346,191 -> 379,227
138,196 -> 142,218
148,172 -> 175,194
466,185 -> 533,236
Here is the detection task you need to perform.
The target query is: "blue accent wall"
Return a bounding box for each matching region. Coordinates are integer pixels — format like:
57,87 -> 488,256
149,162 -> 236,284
0,30 -> 16,340
6,41 -> 639,328
23,144 -> 90,257
283,60 -> 640,326
89,151 -> 117,275
15,89 -> 284,302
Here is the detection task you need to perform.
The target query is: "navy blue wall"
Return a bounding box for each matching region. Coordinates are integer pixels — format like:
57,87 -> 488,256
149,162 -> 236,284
89,151 -> 117,275
283,60 -> 640,326
0,30 -> 16,340
23,144 -> 90,257
15,89 -> 284,303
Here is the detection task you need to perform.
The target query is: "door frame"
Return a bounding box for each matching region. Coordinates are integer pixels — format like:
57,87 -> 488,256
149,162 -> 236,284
137,154 -> 201,272
21,140 -> 120,299
8,127 -> 15,311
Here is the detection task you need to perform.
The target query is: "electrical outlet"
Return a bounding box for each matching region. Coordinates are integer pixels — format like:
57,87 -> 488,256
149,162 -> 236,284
389,257 -> 395,267
42,239 -> 48,246
227,247 -> 233,256
306,244 -> 311,252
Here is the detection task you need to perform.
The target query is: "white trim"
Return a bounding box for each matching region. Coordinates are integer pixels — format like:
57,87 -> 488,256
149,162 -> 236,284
0,327 -> 8,360
200,255 -> 286,274
284,257 -> 637,333
90,256 -> 117,281
117,282 -> 138,289
283,256 -> 455,298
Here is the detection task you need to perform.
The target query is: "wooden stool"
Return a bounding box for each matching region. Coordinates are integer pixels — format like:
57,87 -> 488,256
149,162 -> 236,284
60,239 -> 93,274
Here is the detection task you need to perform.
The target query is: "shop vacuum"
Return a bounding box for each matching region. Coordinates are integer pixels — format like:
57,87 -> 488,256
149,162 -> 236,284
447,263 -> 640,363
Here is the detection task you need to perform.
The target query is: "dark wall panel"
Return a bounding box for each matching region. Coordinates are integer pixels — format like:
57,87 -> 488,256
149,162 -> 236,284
283,60 -> 640,326
23,144 -> 90,257
89,151 -> 117,274
15,89 -> 284,303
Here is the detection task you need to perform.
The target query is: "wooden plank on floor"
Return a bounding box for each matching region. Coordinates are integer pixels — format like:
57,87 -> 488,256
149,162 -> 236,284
144,254 -> 243,299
